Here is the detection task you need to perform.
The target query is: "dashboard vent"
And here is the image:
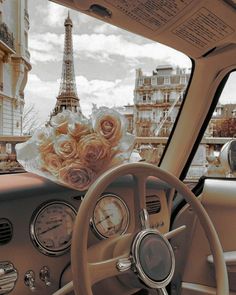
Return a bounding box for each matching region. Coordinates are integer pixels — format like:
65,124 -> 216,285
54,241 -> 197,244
0,219 -> 13,245
146,195 -> 161,215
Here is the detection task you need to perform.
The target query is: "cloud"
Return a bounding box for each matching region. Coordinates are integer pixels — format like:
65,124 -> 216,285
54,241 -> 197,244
93,23 -> 120,34
76,75 -> 134,116
75,34 -> 191,67
24,73 -> 134,123
24,74 -> 59,124
46,2 -> 67,27
28,32 -> 63,63
44,1 -> 94,28
29,31 -> 191,68
220,72 -> 236,104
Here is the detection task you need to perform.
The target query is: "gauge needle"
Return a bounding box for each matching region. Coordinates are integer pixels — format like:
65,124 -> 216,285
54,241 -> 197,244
96,215 -> 112,225
39,223 -> 62,235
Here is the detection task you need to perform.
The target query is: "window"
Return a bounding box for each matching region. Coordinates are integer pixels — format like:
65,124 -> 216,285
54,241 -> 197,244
142,93 -> 152,102
139,78 -> 143,86
164,77 -> 170,84
144,78 -> 151,85
0,1 -> 192,173
185,72 -> 236,184
164,92 -> 170,103
180,76 -> 186,84
151,77 -> 156,85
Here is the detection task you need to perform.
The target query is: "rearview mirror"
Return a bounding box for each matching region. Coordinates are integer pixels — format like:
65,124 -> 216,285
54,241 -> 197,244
220,140 -> 236,176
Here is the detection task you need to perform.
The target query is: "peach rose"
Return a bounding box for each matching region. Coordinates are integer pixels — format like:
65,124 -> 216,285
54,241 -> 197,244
34,127 -> 55,143
54,135 -> 78,160
55,121 -> 68,135
93,108 -> 125,146
78,133 -> 111,170
50,110 -> 74,126
34,127 -> 55,154
62,159 -> 74,167
39,140 -> 54,154
59,161 -> 96,191
68,121 -> 91,140
42,153 -> 62,175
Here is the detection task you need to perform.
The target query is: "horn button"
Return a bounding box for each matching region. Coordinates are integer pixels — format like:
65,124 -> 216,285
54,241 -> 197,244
131,229 -> 175,289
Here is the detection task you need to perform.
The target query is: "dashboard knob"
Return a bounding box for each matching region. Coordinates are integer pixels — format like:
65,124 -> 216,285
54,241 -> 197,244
24,270 -> 36,291
40,266 -> 51,286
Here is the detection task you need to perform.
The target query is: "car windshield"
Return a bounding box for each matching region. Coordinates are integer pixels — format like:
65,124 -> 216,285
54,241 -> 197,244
0,0 -> 192,174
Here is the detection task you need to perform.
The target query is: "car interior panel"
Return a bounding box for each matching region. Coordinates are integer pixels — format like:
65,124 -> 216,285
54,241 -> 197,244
0,0 -> 236,295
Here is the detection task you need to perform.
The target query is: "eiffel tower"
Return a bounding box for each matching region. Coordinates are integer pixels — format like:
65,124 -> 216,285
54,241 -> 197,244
51,12 -> 81,117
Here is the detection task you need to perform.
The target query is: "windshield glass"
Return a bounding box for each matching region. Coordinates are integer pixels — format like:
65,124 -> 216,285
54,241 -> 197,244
0,0 -> 191,174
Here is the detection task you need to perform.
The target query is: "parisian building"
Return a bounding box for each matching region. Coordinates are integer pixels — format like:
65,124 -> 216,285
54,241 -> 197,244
0,0 -> 31,136
133,65 -> 190,137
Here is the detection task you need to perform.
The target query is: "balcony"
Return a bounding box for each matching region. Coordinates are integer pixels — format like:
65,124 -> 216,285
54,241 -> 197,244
0,22 -> 15,55
136,118 -> 152,124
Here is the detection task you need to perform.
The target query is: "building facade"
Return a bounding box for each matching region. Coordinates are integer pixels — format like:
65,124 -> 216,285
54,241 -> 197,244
0,0 -> 31,136
133,65 -> 190,137
211,103 -> 236,138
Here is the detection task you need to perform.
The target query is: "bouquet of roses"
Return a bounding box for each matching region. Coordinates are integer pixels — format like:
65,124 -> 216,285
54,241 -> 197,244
16,107 -> 135,191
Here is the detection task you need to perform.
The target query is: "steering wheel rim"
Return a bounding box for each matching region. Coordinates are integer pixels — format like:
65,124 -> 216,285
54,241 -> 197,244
71,162 -> 229,295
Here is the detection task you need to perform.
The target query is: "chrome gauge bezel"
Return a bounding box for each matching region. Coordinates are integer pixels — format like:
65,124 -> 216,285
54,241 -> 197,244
90,193 -> 130,239
30,200 -> 77,256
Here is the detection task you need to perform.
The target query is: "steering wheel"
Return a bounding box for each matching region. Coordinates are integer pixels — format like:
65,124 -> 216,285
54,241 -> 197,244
71,162 -> 229,295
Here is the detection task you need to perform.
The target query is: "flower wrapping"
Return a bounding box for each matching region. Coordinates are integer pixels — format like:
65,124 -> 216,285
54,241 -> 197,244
16,108 -> 135,191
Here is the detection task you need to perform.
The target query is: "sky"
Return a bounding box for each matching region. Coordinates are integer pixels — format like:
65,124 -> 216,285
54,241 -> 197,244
25,0 -> 235,124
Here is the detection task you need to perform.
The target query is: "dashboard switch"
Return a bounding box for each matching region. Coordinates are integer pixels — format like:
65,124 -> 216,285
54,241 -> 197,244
40,266 -> 51,286
24,270 -> 36,291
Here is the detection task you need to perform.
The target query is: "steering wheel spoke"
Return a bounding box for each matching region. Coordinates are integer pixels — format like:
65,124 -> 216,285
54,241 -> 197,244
133,174 -> 149,230
89,256 -> 125,285
164,225 -> 186,239
87,233 -> 133,285
157,287 -> 168,295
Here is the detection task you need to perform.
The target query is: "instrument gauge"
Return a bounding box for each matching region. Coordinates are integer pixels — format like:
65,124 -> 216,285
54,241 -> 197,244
91,194 -> 129,239
30,201 -> 76,256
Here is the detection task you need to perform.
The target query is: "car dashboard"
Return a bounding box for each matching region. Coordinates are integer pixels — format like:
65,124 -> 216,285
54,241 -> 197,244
0,172 -> 171,295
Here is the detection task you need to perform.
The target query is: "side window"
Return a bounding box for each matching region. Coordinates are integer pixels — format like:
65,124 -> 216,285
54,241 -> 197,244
186,72 -> 236,185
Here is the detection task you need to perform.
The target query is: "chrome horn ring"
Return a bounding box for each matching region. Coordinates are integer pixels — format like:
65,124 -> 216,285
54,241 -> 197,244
131,229 -> 175,289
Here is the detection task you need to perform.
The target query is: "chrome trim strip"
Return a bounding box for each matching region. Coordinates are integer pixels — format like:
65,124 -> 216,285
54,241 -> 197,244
116,257 -> 132,272
140,208 -> 150,229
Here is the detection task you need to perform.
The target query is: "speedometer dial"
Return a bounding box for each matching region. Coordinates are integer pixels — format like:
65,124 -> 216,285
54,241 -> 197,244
30,201 -> 76,256
91,194 -> 129,239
